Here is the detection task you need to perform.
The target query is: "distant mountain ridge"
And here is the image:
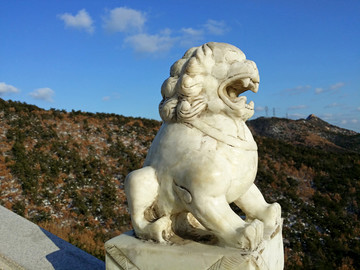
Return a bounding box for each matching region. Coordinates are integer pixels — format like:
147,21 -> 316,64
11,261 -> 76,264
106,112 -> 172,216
248,114 -> 360,153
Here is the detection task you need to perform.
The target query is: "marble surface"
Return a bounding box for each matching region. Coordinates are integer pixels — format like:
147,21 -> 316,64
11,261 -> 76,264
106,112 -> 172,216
125,42 -> 282,252
105,227 -> 284,270
0,205 -> 104,270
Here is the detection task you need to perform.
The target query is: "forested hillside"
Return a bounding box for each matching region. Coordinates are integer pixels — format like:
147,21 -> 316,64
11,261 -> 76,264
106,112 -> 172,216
0,98 -> 359,269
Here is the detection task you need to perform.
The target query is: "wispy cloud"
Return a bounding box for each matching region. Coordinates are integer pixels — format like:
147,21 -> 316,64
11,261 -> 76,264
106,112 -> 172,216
58,9 -> 94,34
319,113 -> 333,121
103,7 -> 146,33
181,27 -> 203,37
102,7 -> 173,53
179,27 -> 204,47
204,19 -> 228,35
103,7 -> 228,54
315,82 -> 345,95
324,111 -> 359,132
179,19 -> 228,47
125,31 -> 175,53
98,6 -> 230,55
255,106 -> 265,112
340,119 -> 358,125
30,88 -> 55,102
102,93 -> 120,102
288,104 -> 308,110
315,87 -> 324,94
288,113 -> 306,119
0,82 -> 19,96
324,102 -> 341,109
282,85 -> 311,95
330,82 -> 345,90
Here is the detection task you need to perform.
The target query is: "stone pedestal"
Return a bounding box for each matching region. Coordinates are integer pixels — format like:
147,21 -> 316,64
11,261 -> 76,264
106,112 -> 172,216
105,225 -> 283,270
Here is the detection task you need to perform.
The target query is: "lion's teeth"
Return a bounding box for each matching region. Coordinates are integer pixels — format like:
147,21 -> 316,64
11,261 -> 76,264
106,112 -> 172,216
242,78 -> 251,88
244,101 -> 254,110
237,96 -> 247,103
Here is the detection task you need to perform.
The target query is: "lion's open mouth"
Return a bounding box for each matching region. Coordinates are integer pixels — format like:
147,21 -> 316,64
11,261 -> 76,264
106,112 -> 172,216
220,75 -> 259,112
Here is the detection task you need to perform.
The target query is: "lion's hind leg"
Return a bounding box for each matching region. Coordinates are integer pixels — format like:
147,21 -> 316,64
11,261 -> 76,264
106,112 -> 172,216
234,184 -> 281,230
125,166 -> 172,242
186,194 -> 264,250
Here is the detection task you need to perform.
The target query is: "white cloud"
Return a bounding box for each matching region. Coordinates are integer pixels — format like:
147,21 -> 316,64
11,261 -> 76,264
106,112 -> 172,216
58,9 -> 94,34
351,119 -> 358,124
30,88 -> 55,102
288,104 -> 308,110
204,20 -> 227,35
0,82 -> 19,96
103,7 -> 146,33
125,33 -> 175,53
102,8 -> 227,54
357,107 -> 360,111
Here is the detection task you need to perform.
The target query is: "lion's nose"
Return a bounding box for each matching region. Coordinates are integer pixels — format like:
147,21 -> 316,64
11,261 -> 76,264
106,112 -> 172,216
253,73 -> 260,84
246,60 -> 260,84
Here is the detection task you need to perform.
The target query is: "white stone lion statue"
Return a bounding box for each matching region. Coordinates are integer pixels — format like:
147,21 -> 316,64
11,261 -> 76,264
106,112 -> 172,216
125,42 -> 281,250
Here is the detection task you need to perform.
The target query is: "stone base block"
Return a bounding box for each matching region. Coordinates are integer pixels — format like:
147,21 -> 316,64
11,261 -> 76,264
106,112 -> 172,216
105,225 -> 284,270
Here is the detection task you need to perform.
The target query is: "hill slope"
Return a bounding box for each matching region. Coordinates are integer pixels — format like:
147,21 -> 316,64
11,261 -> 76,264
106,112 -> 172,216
0,99 -> 359,269
248,115 -> 360,153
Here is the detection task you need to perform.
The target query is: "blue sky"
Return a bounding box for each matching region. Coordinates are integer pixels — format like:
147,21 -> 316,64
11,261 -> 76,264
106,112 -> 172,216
1,0 -> 359,132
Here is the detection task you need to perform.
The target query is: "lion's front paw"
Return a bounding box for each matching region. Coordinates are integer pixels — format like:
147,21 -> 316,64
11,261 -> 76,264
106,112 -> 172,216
140,216 -> 173,243
225,219 -> 264,251
239,219 -> 264,250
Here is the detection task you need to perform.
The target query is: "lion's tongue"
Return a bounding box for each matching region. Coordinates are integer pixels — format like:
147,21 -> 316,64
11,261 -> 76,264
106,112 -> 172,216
232,97 -> 254,110
235,96 -> 247,104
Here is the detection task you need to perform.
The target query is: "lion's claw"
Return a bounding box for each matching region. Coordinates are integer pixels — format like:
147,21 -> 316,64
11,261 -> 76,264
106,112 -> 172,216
222,219 -> 264,251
